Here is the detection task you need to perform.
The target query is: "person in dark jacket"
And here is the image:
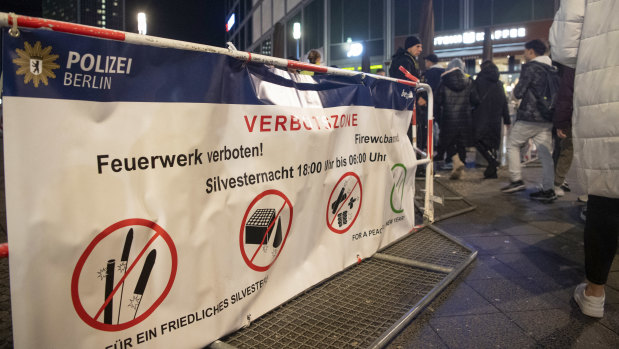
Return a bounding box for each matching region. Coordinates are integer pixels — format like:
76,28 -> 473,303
472,61 -> 511,179
435,58 -> 479,180
500,39 -> 557,202
423,54 -> 444,93
390,36 -> 427,177
423,54 -> 446,162
389,36 -> 422,80
552,63 -> 574,196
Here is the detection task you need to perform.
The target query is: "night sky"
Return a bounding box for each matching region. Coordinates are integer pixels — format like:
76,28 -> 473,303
0,0 -> 227,47
124,0 -> 226,47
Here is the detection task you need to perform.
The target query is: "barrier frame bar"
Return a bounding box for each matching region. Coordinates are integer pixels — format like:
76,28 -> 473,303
0,11 -> 435,224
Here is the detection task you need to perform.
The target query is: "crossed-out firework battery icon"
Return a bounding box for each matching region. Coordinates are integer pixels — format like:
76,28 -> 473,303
245,208 -> 283,255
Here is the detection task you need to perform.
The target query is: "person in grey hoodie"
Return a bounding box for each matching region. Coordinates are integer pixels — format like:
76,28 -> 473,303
500,39 -> 557,202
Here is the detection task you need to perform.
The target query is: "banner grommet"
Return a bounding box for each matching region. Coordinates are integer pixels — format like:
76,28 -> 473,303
8,13 -> 20,38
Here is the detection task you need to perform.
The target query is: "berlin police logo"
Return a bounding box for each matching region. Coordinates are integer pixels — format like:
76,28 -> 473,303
13,41 -> 60,87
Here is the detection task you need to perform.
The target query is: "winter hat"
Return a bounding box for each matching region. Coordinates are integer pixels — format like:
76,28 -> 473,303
447,58 -> 465,71
405,36 -> 421,49
424,53 -> 439,63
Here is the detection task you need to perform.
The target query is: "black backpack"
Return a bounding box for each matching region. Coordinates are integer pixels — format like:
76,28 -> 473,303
535,65 -> 560,121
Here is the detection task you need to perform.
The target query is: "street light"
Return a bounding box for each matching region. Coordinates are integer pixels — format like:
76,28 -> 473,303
293,22 -> 301,59
137,12 -> 147,35
346,37 -> 363,57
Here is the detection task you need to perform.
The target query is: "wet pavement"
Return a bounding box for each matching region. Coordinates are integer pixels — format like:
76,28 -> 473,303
387,163 -> 619,348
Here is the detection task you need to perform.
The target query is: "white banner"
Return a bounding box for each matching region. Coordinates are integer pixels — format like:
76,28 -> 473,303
3,28 -> 418,348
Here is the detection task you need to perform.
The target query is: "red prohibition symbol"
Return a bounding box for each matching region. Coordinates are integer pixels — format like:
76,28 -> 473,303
71,218 -> 177,331
239,189 -> 293,272
326,172 -> 363,234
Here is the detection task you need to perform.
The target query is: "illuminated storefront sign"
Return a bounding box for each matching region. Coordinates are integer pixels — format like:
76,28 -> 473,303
434,27 -> 526,46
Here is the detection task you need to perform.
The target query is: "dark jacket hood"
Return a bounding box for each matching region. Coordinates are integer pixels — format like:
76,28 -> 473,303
441,68 -> 468,92
477,64 -> 500,83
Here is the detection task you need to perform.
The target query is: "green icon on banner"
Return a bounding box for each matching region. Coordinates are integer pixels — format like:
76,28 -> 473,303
390,163 -> 407,213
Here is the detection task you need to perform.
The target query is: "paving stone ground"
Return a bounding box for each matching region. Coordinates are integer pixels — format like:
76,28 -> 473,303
387,163 -> 619,348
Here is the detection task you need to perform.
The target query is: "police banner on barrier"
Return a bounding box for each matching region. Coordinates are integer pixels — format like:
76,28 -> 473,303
2,28 -> 417,348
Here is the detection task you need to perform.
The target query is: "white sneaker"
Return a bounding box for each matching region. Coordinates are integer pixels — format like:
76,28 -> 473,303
574,283 -> 604,318
554,186 -> 565,197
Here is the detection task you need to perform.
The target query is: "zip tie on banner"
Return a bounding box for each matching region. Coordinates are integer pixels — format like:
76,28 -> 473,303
0,243 -> 8,258
8,12 -> 20,37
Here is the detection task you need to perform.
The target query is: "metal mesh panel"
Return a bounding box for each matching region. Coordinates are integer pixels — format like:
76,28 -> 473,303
381,228 -> 472,269
222,258 -> 446,349
415,178 -> 475,221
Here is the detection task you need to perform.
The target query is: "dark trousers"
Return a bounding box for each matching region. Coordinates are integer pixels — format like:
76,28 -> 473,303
475,140 -> 499,166
585,195 -> 619,285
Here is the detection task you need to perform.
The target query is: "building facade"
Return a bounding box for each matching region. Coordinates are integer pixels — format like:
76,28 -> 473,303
224,0 -> 559,79
43,0 -> 125,30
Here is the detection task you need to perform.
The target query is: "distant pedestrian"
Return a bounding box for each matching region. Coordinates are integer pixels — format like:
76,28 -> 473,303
551,63 -> 574,197
501,39 -> 557,202
472,61 -> 510,179
307,49 -> 322,65
376,68 -> 386,76
550,0 -> 619,318
435,58 -> 479,180
423,54 -> 446,162
422,54 -> 444,94
301,49 -> 322,76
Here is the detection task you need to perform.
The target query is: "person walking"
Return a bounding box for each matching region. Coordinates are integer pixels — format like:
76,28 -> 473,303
435,58 -> 479,180
550,0 -> 619,318
472,61 -> 510,179
552,62 -> 574,197
500,39 -> 557,202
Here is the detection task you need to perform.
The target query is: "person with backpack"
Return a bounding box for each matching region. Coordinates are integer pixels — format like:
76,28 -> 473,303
500,39 -> 558,202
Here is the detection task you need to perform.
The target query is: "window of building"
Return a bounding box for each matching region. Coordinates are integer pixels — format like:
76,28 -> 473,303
534,0 -> 555,19
330,0 -> 343,42
343,0 -> 369,42
471,0 -> 492,27
394,0 -> 410,36
441,0 -> 460,30
434,0 -> 443,31
494,0 -> 532,25
369,0 -> 383,40
303,0 -> 324,52
471,0 -> 554,28
410,0 -> 422,34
